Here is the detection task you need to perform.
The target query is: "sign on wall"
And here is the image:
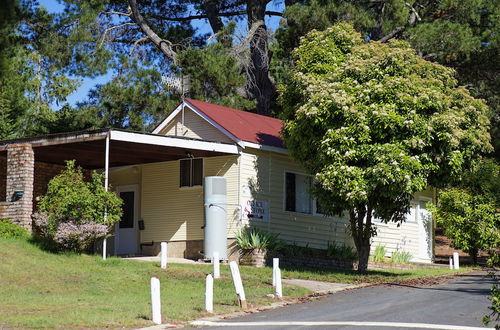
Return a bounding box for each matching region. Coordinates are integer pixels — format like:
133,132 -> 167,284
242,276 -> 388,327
242,199 -> 269,222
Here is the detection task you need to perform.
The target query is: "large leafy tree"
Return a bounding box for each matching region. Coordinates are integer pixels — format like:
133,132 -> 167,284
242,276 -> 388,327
281,24 -> 492,273
274,0 -> 500,154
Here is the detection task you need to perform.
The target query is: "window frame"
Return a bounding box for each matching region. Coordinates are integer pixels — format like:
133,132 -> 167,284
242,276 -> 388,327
283,170 -> 323,216
179,157 -> 204,188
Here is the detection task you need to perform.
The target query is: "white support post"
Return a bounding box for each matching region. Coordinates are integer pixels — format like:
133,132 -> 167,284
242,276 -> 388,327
103,133 -> 110,260
150,277 -> 162,325
205,274 -> 214,313
272,258 -> 279,287
229,261 -> 247,309
213,251 -> 220,279
275,268 -> 282,299
449,256 -> 453,270
160,242 -> 167,270
453,252 -> 460,270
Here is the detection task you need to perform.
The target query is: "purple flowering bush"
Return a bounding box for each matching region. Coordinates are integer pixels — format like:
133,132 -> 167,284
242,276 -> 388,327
53,221 -> 109,252
33,161 -> 122,253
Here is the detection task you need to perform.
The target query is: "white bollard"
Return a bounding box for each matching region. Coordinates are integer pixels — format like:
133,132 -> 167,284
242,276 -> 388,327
275,268 -> 282,298
102,238 -> 107,260
453,252 -> 460,270
205,274 -> 214,313
229,261 -> 247,309
160,242 -> 168,270
272,258 -> 279,287
449,256 -> 453,269
150,277 -> 162,325
213,251 -> 220,279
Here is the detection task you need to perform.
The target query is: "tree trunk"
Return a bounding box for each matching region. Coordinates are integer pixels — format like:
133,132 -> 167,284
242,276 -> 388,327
356,241 -> 371,274
350,205 -> 373,274
470,248 -> 478,265
200,0 -> 232,47
246,0 -> 275,116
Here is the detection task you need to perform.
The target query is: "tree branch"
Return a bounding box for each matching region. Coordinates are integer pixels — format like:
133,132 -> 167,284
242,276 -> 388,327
378,2 -> 420,43
104,10 -> 131,17
145,10 -> 282,22
378,26 -> 405,43
100,22 -> 136,48
128,0 -> 178,64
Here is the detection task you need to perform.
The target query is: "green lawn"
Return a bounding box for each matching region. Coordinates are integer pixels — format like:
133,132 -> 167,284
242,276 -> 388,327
0,238 -> 469,328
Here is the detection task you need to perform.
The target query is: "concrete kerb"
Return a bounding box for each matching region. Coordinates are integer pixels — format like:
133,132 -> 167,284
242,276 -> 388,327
139,279 -> 368,329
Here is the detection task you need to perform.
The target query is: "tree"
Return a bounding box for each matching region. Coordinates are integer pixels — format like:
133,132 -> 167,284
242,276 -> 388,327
273,1 -> 499,153
53,0 -> 287,116
280,23 -> 492,273
0,2 -> 84,139
429,159 -> 499,264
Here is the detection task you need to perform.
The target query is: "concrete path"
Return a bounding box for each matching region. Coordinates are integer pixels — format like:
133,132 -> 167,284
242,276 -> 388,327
123,256 -> 199,264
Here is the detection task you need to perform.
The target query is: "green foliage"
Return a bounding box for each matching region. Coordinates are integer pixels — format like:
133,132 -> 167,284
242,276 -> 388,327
326,242 -> 357,260
178,42 -> 255,111
280,23 -> 492,273
36,160 -> 122,251
483,272 -> 500,328
0,219 -> 29,239
234,226 -> 281,251
429,188 -> 499,263
371,245 -> 387,262
431,158 -> 499,264
274,0 -> 499,157
487,253 -> 500,268
77,58 -> 177,132
391,250 -> 413,264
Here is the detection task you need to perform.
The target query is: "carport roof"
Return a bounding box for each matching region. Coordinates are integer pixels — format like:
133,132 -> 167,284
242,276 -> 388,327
0,129 -> 239,169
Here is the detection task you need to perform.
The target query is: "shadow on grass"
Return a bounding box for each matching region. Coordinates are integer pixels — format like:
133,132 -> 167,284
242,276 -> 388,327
27,235 -> 60,253
279,264 -> 416,278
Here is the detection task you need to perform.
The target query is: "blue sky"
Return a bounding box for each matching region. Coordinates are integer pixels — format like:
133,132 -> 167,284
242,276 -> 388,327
38,0 -> 285,107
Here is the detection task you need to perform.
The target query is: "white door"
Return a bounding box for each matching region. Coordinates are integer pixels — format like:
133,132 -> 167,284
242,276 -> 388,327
115,185 -> 139,255
417,199 -> 433,261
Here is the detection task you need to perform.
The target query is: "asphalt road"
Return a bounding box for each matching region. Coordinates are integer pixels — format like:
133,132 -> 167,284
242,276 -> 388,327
193,271 -> 497,330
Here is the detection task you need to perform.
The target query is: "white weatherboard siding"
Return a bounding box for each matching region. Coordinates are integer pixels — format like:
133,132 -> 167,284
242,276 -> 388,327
371,191 -> 434,263
140,155 -> 240,243
239,148 -> 434,262
239,149 -> 352,250
158,106 -> 233,144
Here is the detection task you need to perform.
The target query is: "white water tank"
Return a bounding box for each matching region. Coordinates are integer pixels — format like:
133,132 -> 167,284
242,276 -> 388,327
204,176 -> 227,260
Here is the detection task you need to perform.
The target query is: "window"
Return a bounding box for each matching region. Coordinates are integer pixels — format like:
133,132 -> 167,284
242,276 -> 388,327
180,158 -> 203,187
285,172 -> 312,214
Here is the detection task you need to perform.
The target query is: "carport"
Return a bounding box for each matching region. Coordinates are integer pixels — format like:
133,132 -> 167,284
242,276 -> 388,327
0,128 -> 239,255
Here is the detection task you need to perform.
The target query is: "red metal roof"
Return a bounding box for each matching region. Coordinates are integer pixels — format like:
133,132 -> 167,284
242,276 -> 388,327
184,98 -> 284,148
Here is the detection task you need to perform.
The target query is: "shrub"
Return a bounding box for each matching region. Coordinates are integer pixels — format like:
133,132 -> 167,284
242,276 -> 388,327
392,250 -> 412,264
34,161 -> 123,253
371,245 -> 387,262
0,219 -> 29,239
234,226 -> 281,251
327,242 -> 357,260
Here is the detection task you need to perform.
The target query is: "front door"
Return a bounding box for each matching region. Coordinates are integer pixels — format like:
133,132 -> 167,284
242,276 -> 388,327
115,185 -> 139,255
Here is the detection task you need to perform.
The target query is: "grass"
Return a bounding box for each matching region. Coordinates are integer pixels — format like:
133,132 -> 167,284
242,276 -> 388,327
0,237 -> 471,328
0,238 -> 309,328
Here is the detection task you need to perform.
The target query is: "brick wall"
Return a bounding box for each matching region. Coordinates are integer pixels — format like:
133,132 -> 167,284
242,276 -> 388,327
33,162 -> 67,210
0,155 -> 6,202
0,144 -> 34,230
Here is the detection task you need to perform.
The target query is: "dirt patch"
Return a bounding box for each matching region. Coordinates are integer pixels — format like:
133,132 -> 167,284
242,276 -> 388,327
383,273 -> 461,287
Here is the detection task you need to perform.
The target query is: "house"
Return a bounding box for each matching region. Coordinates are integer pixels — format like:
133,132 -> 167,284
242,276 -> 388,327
0,98 -> 435,262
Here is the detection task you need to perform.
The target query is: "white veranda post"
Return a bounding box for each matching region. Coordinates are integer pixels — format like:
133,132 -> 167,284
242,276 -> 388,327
103,133 -> 110,260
